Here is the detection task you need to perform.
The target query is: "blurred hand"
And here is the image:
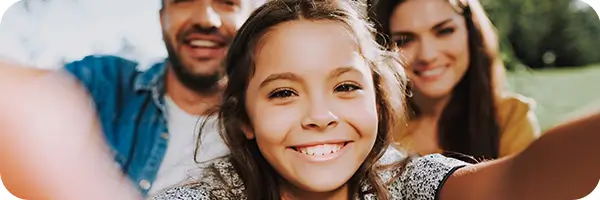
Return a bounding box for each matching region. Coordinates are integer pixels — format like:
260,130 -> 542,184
0,70 -> 142,200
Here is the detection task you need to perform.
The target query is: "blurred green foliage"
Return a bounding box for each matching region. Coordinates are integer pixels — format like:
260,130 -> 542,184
482,0 -> 600,69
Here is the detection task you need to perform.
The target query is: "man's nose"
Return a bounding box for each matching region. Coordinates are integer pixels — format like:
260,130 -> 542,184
191,5 -> 222,29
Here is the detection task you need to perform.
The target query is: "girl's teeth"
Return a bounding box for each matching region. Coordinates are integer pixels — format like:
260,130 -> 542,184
297,143 -> 343,156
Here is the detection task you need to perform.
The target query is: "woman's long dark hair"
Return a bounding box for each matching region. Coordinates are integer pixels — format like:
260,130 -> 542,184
369,0 -> 506,161
199,0 -> 410,199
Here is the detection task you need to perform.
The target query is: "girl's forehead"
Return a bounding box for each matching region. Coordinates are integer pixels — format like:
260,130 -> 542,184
251,20 -> 372,78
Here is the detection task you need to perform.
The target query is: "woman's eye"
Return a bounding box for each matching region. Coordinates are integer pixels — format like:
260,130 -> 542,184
268,88 -> 298,99
334,83 -> 362,93
394,35 -> 414,47
438,27 -> 455,36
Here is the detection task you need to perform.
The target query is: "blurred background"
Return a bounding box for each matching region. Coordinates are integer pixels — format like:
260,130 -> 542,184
485,0 -> 600,130
0,0 -> 599,130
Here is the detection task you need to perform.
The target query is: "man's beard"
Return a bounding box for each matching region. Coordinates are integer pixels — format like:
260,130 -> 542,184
164,36 -> 224,95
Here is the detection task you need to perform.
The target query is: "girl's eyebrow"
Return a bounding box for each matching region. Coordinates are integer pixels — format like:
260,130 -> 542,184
259,66 -> 362,89
328,66 -> 361,79
259,72 -> 302,88
258,65 -> 363,89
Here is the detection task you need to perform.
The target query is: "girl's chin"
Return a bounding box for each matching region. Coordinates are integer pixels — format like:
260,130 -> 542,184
282,181 -> 348,199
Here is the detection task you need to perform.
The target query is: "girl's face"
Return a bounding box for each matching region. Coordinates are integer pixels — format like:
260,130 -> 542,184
243,20 -> 379,196
389,0 -> 470,99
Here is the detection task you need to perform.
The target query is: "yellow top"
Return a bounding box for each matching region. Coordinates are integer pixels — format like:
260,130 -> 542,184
395,93 -> 542,158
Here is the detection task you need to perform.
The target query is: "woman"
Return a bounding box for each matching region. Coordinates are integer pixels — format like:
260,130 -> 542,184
370,0 -> 541,160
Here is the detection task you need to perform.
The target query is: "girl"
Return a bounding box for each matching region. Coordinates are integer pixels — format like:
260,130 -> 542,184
154,0 -> 598,199
370,0 -> 541,160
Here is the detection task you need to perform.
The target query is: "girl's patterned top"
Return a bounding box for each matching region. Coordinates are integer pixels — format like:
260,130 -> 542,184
152,148 -> 468,200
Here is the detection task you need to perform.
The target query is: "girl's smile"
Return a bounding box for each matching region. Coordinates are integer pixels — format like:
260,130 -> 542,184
290,141 -> 352,162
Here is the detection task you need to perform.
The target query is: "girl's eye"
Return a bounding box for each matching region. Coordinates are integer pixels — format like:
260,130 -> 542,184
334,83 -> 362,93
268,88 -> 298,99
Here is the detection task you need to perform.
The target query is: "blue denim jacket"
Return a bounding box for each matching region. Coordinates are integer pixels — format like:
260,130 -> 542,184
64,55 -> 169,195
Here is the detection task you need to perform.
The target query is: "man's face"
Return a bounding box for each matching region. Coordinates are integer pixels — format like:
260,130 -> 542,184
160,0 -> 257,93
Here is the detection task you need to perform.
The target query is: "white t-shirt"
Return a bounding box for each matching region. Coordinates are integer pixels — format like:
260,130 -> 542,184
148,96 -> 229,195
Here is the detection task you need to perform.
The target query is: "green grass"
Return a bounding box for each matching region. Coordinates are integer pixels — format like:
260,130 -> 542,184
507,65 -> 600,130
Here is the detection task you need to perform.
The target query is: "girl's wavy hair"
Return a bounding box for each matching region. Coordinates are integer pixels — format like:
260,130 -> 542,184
193,0 -> 410,199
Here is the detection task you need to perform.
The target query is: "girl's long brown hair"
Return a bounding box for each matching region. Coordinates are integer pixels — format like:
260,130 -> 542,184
369,0 -> 507,161
196,0 -> 410,199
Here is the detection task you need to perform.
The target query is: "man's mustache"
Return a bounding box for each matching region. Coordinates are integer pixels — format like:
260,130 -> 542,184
176,25 -> 228,43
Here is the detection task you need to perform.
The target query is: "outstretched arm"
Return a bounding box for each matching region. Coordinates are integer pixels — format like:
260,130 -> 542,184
441,110 -> 600,200
0,71 -> 142,200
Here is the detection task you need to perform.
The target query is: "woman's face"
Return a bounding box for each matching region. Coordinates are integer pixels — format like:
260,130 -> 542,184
243,20 -> 379,196
389,0 -> 470,99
